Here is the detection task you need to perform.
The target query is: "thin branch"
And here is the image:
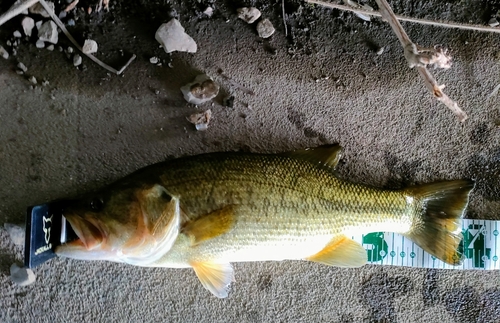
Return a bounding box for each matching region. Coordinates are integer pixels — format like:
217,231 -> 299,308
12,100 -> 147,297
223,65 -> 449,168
38,0 -> 135,75
282,0 -> 288,37
305,0 -> 500,34
0,0 -> 40,26
373,0 -> 467,121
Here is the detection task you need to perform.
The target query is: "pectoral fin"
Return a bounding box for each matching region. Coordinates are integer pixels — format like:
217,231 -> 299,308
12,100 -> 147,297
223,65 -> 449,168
191,261 -> 234,298
182,206 -> 234,245
306,235 -> 367,267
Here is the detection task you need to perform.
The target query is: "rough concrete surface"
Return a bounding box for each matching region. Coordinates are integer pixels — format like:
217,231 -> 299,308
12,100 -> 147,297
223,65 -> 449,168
0,0 -> 499,322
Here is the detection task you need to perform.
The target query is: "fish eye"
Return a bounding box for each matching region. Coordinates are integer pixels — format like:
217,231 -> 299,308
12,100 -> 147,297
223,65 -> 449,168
90,197 -> 104,212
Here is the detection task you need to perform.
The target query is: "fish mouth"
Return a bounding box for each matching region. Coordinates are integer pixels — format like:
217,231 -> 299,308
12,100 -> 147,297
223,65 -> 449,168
55,214 -> 107,260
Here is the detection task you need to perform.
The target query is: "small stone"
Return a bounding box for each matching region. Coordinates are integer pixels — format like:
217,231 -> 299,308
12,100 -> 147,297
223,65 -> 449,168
67,46 -> 74,54
10,263 -> 36,286
489,17 -> 499,27
237,7 -> 261,24
6,40 -> 12,46
58,11 -> 67,19
376,46 -> 384,55
17,62 -> 27,72
28,76 -> 37,84
0,46 -> 9,59
67,19 -> 75,26
203,7 -> 214,17
57,46 -> 63,52
46,44 -> 54,51
4,223 -> 25,246
35,21 -> 43,30
42,80 -> 49,86
256,19 -> 275,39
82,39 -> 98,54
16,70 -> 24,75
35,39 -> 45,48
22,17 -> 35,37
73,54 -> 82,66
38,21 -> 58,44
13,30 -> 22,38
155,19 -> 197,53
149,56 -> 159,64
187,109 -> 212,131
180,74 -> 219,105
29,1 -> 54,18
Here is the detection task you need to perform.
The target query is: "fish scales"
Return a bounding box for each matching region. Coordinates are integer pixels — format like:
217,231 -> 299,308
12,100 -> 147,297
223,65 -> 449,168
151,153 -> 412,265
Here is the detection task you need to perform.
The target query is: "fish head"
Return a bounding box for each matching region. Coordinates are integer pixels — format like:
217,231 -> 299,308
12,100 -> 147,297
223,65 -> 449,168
55,183 -> 181,265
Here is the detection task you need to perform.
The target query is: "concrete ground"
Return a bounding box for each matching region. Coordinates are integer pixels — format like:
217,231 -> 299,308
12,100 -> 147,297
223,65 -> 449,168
0,0 -> 499,322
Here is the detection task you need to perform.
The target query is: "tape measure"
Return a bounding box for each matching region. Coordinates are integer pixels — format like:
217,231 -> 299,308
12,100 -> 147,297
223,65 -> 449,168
353,219 -> 499,270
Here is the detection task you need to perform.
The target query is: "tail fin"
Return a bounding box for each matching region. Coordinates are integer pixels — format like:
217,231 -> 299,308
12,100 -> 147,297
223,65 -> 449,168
404,180 -> 474,265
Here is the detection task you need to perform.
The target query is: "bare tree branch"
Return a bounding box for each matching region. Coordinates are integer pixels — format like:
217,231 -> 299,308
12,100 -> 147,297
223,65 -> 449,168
307,0 -> 469,121
305,0 -> 500,34
374,0 -> 467,121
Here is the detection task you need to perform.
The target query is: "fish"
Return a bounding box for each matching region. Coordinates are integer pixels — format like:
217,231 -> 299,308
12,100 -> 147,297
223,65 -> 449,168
55,145 -> 474,298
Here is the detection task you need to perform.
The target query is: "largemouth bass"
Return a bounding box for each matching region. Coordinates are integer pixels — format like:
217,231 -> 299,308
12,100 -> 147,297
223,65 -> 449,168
55,145 -> 474,297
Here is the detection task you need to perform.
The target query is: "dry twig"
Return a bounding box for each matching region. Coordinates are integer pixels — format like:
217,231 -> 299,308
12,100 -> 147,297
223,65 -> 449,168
37,0 -> 135,75
305,0 -> 500,34
0,0 -> 134,74
0,0 -> 39,26
374,0 -> 467,121
307,0 -> 470,121
282,0 -> 288,37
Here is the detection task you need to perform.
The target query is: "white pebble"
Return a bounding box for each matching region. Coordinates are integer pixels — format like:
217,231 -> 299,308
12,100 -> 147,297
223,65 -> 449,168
36,39 -> 45,48
155,19 -> 197,53
46,44 -> 54,51
489,17 -> 499,27
203,7 -> 213,17
73,54 -> 82,66
28,76 -> 37,84
13,30 -> 22,38
22,17 -> 35,37
17,62 -> 28,72
257,18 -> 275,39
237,7 -> 261,24
82,39 -> 98,54
149,56 -> 159,64
0,46 -> 9,59
180,74 -> 219,105
10,263 -> 36,286
4,223 -> 24,246
38,21 -> 59,44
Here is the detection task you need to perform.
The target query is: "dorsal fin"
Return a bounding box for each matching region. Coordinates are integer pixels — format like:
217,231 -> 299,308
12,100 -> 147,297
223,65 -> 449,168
284,144 -> 343,169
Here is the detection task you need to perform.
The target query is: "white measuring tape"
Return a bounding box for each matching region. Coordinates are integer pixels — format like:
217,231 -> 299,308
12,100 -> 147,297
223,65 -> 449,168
352,219 -> 500,270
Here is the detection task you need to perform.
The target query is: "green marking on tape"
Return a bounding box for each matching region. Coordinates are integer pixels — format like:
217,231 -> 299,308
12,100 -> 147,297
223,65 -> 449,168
462,224 -> 492,268
362,232 -> 388,262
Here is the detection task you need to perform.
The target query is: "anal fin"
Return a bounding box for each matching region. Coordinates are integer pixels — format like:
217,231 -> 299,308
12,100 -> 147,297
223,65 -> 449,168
182,206 -> 234,245
306,235 -> 367,267
191,261 -> 234,298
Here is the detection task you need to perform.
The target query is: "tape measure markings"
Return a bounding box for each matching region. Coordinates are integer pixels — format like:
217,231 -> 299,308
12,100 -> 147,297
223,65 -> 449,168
354,219 -> 500,270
